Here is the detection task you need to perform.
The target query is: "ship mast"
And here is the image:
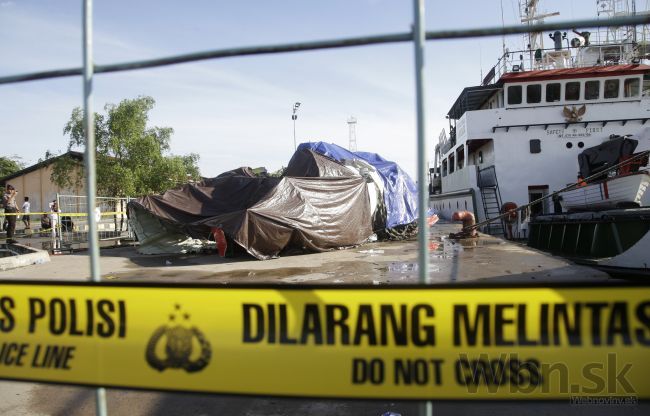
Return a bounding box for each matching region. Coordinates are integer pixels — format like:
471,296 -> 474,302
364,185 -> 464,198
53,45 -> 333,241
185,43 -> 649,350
519,0 -> 559,70
596,0 -> 649,62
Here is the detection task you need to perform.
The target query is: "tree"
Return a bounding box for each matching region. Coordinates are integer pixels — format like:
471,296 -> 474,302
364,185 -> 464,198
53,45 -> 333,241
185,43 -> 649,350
0,156 -> 23,179
53,96 -> 201,197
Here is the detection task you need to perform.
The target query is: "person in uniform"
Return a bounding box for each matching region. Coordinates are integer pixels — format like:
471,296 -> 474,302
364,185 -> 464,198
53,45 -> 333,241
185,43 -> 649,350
2,184 -> 19,243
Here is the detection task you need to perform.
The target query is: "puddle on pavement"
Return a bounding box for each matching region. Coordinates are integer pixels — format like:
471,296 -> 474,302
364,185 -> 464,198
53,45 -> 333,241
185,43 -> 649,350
106,234 -> 518,284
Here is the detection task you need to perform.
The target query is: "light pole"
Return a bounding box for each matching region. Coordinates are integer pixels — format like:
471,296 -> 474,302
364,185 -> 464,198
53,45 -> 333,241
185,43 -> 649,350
292,102 -> 301,152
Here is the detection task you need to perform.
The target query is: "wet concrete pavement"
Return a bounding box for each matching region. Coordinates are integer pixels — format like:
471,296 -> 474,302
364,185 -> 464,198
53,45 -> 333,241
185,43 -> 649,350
0,223 -> 614,284
0,222 -> 643,415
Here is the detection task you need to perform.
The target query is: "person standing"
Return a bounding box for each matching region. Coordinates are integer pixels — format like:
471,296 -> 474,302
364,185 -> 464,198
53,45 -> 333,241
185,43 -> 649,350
21,196 -> 31,229
49,200 -> 61,249
2,184 -> 18,244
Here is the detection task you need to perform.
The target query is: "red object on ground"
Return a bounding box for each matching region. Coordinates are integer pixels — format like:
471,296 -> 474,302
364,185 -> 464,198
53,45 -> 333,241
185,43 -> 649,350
211,227 -> 228,257
427,214 -> 439,227
500,202 -> 518,223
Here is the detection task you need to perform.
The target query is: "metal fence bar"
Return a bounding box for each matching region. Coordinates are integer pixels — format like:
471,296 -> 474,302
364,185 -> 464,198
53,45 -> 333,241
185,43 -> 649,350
1,15 -> 649,85
413,2 -> 431,415
81,0 -> 107,415
413,0 -> 429,287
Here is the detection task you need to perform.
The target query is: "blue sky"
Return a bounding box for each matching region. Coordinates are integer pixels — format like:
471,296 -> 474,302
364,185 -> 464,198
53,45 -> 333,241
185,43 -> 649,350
1,0 -> 596,182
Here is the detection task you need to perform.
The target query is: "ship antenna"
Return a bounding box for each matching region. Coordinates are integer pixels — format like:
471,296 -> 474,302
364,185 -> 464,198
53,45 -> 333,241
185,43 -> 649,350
347,116 -> 357,152
500,0 -> 507,57
478,40 -> 483,83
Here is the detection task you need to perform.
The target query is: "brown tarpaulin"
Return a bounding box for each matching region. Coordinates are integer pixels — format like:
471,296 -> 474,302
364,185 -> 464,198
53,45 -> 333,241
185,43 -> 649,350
128,151 -> 373,259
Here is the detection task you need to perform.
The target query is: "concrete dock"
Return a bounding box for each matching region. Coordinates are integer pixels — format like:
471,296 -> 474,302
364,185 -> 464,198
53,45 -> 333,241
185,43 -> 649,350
0,222 -> 614,284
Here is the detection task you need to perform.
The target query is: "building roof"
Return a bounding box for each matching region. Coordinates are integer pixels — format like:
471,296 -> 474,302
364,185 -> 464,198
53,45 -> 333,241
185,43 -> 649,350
0,151 -> 83,186
499,64 -> 650,83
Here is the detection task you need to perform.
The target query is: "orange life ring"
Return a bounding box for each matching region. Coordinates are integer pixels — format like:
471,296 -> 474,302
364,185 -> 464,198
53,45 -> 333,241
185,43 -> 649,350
501,202 -> 518,223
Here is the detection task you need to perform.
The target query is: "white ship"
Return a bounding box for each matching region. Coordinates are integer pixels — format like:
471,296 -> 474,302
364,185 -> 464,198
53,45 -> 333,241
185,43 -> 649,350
430,0 -> 650,239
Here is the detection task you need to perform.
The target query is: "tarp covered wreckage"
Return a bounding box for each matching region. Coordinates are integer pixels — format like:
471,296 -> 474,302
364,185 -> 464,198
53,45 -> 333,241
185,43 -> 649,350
128,143 -> 418,259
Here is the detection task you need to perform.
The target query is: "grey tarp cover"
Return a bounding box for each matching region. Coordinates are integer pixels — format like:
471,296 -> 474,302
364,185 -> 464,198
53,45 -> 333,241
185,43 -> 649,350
128,151 -> 372,259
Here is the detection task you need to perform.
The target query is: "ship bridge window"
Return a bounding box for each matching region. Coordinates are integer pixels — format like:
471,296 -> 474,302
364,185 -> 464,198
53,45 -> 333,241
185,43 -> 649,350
449,154 -> 455,173
604,79 -> 619,99
442,159 -> 447,177
507,85 -> 522,105
526,84 -> 541,103
624,78 -> 640,97
565,82 -> 580,101
456,146 -> 465,169
585,80 -> 600,100
546,83 -> 561,102
643,75 -> 650,97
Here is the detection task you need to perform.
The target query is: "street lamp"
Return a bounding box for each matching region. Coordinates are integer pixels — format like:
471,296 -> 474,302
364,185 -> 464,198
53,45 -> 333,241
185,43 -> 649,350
292,102 -> 301,152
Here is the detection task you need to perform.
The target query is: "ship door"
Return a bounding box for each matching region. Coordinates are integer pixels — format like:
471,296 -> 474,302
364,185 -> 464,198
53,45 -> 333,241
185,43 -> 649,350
528,185 -> 549,218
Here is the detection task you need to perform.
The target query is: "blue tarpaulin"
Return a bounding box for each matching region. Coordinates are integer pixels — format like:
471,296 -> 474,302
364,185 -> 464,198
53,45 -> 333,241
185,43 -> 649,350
298,142 -> 418,229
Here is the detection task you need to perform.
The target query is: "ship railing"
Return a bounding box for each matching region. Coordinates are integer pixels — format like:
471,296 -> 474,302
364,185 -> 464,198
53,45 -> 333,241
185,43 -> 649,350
465,150 -> 650,233
483,42 -> 640,86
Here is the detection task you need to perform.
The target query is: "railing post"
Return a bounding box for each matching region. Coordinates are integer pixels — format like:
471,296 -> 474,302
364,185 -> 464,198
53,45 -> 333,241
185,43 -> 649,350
413,0 -> 432,415
82,0 -> 107,415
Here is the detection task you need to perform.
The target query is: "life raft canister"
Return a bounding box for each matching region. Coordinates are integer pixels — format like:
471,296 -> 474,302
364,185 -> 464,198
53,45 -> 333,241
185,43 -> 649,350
500,202 -> 518,223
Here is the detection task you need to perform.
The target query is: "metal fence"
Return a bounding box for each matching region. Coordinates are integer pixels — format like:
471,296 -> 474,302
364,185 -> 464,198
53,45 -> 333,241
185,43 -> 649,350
1,1 -> 649,415
44,194 -> 132,253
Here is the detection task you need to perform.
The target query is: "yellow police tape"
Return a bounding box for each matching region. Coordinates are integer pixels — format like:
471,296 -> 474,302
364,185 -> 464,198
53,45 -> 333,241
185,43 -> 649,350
0,282 -> 648,400
1,211 -> 126,217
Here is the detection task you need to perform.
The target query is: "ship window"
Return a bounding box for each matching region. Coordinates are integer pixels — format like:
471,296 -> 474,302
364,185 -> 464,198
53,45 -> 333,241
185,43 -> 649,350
507,85 -> 522,105
565,82 -> 580,101
546,83 -> 561,102
585,80 -> 600,100
624,78 -> 640,97
442,160 -> 447,177
527,84 -> 541,103
529,139 -> 541,154
456,147 -> 465,170
449,154 -> 455,173
643,75 -> 650,97
478,151 -> 483,164
604,79 -> 619,98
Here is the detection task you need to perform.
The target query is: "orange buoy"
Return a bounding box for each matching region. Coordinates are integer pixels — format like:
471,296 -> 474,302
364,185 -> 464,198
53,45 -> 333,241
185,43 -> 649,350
500,202 -> 518,223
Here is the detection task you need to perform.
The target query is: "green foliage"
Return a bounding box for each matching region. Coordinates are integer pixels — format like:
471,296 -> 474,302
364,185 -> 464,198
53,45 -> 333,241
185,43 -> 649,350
55,96 -> 201,197
0,155 -> 23,179
268,166 -> 286,177
50,153 -> 84,191
38,150 -> 57,163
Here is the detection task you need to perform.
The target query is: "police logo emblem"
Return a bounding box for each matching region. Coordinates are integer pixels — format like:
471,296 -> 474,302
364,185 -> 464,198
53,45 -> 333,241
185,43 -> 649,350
145,304 -> 211,373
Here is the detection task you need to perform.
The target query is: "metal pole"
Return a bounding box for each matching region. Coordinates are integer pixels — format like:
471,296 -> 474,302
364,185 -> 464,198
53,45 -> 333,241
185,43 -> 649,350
293,117 -> 297,152
82,1 -> 107,415
413,0 -> 432,415
413,0 -> 429,287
